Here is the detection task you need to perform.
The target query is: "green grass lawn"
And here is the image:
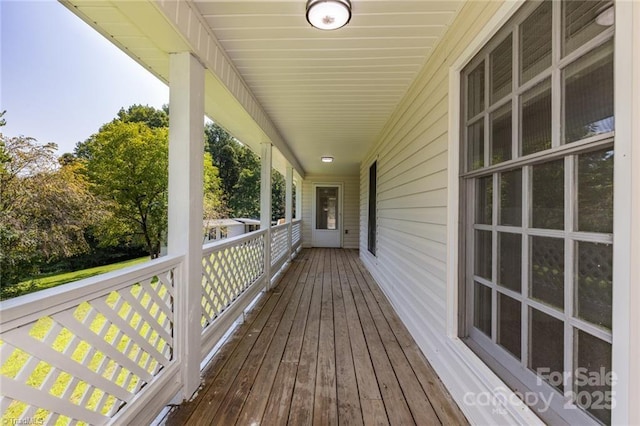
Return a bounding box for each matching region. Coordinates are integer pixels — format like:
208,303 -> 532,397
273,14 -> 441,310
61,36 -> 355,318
1,257 -> 149,300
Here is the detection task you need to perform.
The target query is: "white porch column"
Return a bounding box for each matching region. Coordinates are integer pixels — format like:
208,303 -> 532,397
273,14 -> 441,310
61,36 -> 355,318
260,142 -> 272,289
295,176 -> 302,221
285,165 -> 293,259
168,52 -> 204,400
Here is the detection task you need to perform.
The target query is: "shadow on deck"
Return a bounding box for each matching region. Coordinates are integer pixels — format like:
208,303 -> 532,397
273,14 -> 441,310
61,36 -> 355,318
166,248 -> 467,425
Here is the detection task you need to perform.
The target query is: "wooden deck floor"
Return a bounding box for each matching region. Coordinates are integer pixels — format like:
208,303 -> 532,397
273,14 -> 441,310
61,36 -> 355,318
166,249 -> 467,426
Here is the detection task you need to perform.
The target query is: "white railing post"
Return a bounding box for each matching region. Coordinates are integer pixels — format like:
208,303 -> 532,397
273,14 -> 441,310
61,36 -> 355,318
296,177 -> 303,228
285,164 -> 293,260
260,142 -> 272,290
168,52 -> 204,400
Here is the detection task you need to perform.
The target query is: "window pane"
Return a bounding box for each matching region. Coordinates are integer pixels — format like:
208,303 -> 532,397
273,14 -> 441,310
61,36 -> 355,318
474,282 -> 492,337
532,160 -> 564,229
491,34 -> 512,103
521,79 -> 551,156
474,230 -> 492,280
565,41 -> 614,143
520,1 -> 552,84
467,120 -> 484,171
563,0 -> 612,56
576,242 -> 612,330
498,293 -> 521,359
475,176 -> 493,225
467,62 -> 485,118
574,330 -> 612,425
530,236 -> 565,310
498,232 -> 521,292
530,308 -> 564,391
490,103 -> 512,165
316,187 -> 338,230
499,169 -> 522,226
577,148 -> 613,233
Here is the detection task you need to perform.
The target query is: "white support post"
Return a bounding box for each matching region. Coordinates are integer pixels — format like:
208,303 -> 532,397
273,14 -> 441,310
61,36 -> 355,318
295,176 -> 302,222
168,52 -> 204,400
285,164 -> 293,260
260,142 -> 272,289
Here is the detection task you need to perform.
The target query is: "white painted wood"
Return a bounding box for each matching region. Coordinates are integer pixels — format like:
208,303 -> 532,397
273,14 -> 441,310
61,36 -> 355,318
302,175 -> 359,249
612,1 -> 640,424
295,176 -> 302,221
167,52 -> 204,400
285,165 -> 293,260
260,142 -> 272,290
311,183 -> 343,248
0,255 -> 182,332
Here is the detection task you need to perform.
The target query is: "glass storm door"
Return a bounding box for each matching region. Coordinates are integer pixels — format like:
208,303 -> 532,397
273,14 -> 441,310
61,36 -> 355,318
312,185 -> 341,248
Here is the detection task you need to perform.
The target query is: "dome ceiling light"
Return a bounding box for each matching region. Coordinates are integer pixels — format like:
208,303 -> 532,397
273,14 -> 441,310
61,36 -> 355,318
306,0 -> 352,31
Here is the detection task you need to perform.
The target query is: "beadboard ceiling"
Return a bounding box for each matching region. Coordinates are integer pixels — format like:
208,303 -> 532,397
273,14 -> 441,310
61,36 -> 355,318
63,0 -> 463,175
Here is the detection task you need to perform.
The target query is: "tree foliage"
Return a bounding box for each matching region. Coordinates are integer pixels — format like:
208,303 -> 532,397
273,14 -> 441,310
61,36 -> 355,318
83,121 -> 169,258
204,121 -> 287,221
1,112 -> 98,285
80,107 -> 225,259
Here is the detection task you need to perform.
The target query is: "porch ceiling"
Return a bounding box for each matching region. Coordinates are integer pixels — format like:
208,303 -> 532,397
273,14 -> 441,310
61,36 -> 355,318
62,0 -> 462,176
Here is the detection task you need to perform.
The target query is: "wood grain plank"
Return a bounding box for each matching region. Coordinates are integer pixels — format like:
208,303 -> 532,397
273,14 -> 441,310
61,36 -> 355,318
346,251 -> 440,425
261,250 -> 321,425
337,250 -> 388,425
288,249 -> 325,425
209,252 -> 305,425
313,250 -> 338,426
350,251 -> 468,425
163,287 -> 272,425
167,249 -> 466,426
343,252 -> 415,425
332,250 -> 364,426
184,278 -> 290,425
235,252 -> 313,425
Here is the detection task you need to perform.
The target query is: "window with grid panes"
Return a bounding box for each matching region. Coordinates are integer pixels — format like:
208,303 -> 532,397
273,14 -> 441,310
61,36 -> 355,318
460,1 -> 614,424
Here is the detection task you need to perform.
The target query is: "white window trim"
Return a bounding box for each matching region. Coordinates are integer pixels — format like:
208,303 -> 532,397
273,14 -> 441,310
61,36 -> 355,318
447,1 -> 640,424
611,2 -> 640,425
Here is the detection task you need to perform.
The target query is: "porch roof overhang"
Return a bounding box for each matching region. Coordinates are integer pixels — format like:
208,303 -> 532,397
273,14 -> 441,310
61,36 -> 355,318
61,0 -> 463,177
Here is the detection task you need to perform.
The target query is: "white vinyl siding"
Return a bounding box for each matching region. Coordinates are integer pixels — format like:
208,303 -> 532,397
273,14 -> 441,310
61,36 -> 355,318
358,1 -> 527,424
358,0 -> 640,424
302,175 -> 359,249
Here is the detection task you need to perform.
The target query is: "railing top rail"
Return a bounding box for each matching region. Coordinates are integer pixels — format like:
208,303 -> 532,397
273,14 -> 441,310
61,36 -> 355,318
292,218 -> 302,224
271,222 -> 291,231
0,254 -> 184,331
203,228 -> 267,254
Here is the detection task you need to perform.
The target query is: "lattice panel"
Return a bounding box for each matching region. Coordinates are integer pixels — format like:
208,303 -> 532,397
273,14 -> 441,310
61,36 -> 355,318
270,226 -> 289,267
0,271 -> 175,425
292,222 -> 302,246
201,234 -> 265,329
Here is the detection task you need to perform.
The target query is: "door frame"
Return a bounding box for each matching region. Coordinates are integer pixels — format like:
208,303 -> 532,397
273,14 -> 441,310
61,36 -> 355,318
311,182 -> 343,248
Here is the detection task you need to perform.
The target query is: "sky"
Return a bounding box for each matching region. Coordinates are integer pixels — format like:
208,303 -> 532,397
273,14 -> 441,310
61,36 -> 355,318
1,0 -> 169,155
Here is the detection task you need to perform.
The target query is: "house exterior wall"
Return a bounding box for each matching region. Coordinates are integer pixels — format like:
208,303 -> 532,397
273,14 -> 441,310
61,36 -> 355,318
359,1 -> 541,424
359,0 -> 640,424
302,175 -> 359,249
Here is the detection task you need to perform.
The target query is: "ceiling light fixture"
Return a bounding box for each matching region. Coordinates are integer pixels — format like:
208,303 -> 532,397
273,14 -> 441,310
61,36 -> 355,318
595,5 -> 614,26
321,156 -> 334,163
306,0 -> 352,31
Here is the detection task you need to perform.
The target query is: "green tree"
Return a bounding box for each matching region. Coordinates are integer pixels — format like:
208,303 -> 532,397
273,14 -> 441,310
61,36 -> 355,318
81,110 -> 226,258
83,121 -> 168,258
271,170 -> 286,222
0,120 -> 98,286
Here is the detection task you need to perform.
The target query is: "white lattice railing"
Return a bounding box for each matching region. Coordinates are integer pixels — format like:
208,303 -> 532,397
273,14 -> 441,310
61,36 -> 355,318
0,220 -> 303,425
0,256 -> 183,426
200,230 -> 266,358
292,219 -> 302,252
270,223 -> 290,272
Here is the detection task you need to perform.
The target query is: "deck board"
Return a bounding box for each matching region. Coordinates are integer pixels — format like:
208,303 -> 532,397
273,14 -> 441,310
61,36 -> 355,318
166,249 -> 468,426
